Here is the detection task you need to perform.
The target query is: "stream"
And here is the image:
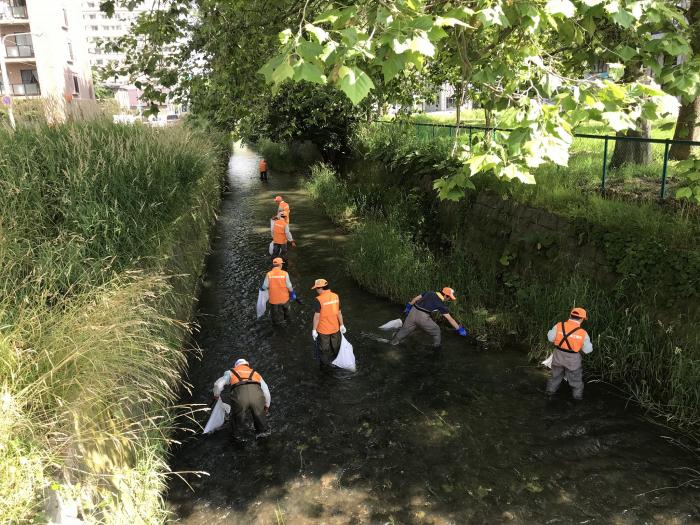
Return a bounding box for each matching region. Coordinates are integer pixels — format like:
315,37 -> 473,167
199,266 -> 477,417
166,145 -> 699,524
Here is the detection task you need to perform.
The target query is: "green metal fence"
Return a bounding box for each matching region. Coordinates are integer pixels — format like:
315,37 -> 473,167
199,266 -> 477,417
378,120 -> 700,200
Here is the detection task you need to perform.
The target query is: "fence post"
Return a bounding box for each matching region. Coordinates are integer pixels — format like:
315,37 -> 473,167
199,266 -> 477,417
469,126 -> 473,148
601,137 -> 609,194
660,140 -> 670,200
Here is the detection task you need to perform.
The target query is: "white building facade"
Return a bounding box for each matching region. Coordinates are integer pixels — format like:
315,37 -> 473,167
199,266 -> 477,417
0,0 -> 94,105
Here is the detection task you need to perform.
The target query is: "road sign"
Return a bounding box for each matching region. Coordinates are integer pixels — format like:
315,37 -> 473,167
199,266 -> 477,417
1,95 -> 11,106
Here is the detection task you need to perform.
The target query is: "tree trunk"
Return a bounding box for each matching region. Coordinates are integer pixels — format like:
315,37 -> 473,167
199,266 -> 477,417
669,97 -> 700,160
668,0 -> 700,160
609,119 -> 652,169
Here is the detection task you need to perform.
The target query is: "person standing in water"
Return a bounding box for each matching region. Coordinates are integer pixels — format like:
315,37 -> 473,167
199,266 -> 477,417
311,278 -> 346,367
545,307 -> 592,400
261,257 -> 296,323
259,158 -> 268,181
390,287 -> 467,350
275,195 -> 290,223
270,211 -> 296,260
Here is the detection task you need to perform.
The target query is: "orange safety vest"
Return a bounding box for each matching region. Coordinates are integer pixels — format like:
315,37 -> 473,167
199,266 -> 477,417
259,159 -> 267,172
553,320 -> 587,353
272,218 -> 288,244
316,290 -> 340,335
267,268 -> 290,305
229,364 -> 262,387
278,201 -> 290,223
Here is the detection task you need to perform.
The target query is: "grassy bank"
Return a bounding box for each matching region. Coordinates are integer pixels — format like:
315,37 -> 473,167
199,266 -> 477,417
0,121 -> 226,522
306,161 -> 699,434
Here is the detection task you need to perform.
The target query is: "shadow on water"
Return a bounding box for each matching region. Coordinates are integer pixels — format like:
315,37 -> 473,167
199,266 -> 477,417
166,145 -> 700,524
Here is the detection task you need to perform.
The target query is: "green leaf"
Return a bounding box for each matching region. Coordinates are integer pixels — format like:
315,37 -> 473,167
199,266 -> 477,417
541,73 -> 562,96
427,25 -> 449,41
258,54 -> 284,82
314,9 -> 341,24
675,187 -> 693,199
279,29 -> 293,45
478,6 -> 510,27
580,0 -> 604,5
271,58 -> 294,84
615,44 -> 637,61
409,32 -> 435,57
434,16 -> 469,28
411,15 -> 434,31
606,3 -> 636,28
298,40 -> 324,61
545,0 -> 576,18
501,164 -> 536,184
382,52 -> 406,83
607,63 -> 625,81
294,61 -> 326,84
602,111 -> 634,132
337,66 -> 375,104
466,154 -> 502,175
305,23 -> 329,43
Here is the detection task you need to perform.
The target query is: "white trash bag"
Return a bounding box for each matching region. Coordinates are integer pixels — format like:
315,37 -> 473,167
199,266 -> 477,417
256,289 -> 269,318
332,335 -> 356,372
378,318 -> 403,330
268,241 -> 274,256
203,398 -> 231,434
541,353 -> 553,369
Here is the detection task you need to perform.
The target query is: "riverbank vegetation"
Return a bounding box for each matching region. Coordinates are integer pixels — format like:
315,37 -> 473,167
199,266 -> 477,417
0,121 -> 225,523
306,130 -> 700,434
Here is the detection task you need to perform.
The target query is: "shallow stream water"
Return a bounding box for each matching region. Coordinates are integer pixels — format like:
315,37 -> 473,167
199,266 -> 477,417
167,145 -> 699,524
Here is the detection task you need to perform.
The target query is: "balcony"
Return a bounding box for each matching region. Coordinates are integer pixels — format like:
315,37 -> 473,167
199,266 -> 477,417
1,81 -> 40,96
10,82 -> 39,95
0,3 -> 28,21
4,43 -> 33,58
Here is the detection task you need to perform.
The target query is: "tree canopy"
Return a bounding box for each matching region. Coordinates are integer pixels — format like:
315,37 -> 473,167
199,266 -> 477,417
101,0 -> 700,200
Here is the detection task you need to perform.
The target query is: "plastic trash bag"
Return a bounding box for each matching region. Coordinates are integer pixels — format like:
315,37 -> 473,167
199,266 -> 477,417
203,399 -> 231,434
378,318 -> 403,330
332,335 -> 356,371
268,241 -> 274,255
541,353 -> 553,369
256,289 -> 269,318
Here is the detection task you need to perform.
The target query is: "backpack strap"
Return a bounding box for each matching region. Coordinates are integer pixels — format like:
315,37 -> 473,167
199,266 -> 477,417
557,322 -> 583,353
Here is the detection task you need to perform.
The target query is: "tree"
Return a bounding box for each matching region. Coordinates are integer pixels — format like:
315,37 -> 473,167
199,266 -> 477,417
670,0 -> 700,160
261,0 -> 699,199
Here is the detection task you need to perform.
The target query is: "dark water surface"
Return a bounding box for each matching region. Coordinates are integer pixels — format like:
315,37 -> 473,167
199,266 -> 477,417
167,146 -> 699,524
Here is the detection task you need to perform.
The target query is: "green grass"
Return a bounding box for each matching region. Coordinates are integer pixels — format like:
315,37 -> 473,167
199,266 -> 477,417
306,161 -> 700,434
0,120 -> 225,523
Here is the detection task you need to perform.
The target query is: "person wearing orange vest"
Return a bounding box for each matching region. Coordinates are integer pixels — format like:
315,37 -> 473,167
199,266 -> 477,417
310,278 -> 346,367
259,158 -> 268,181
270,211 -> 296,260
261,257 -> 296,323
545,307 -> 593,400
275,195 -> 290,223
390,287 -> 467,349
213,358 -> 271,441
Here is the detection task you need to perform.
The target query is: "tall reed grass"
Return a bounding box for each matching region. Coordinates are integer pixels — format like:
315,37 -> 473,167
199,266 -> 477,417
0,120 -> 225,523
306,163 -> 699,434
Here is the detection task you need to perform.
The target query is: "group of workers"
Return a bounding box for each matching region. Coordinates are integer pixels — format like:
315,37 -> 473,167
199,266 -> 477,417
212,159 -> 594,442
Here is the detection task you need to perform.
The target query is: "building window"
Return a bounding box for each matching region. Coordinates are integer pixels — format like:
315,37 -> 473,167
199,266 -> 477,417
67,41 -> 74,62
73,75 -> 80,95
62,8 -> 69,27
87,1 -> 95,6
88,14 -> 96,19
90,25 -> 98,30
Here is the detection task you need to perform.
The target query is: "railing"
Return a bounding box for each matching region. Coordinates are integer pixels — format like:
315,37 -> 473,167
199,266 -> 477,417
11,82 -> 39,95
0,3 -> 28,19
4,43 -> 33,57
378,121 -> 700,200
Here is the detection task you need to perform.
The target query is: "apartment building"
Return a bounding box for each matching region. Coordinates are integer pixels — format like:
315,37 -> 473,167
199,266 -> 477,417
0,0 -> 94,105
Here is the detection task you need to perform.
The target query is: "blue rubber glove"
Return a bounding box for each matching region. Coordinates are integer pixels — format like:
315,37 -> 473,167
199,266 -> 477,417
259,286 -> 265,292
456,326 -> 468,337
404,303 -> 413,315
291,290 -> 297,301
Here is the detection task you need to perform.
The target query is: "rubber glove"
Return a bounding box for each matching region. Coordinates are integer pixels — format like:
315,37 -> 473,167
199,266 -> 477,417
259,286 -> 265,292
312,329 -> 318,340
404,303 -> 413,315
290,290 -> 297,301
340,325 -> 347,334
456,326 -> 468,337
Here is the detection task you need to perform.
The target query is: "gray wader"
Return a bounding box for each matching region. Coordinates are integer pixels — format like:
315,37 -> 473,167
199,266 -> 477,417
271,243 -> 288,260
546,349 -> 584,399
390,307 -> 442,347
270,301 -> 291,323
316,331 -> 341,366
230,383 -> 268,439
